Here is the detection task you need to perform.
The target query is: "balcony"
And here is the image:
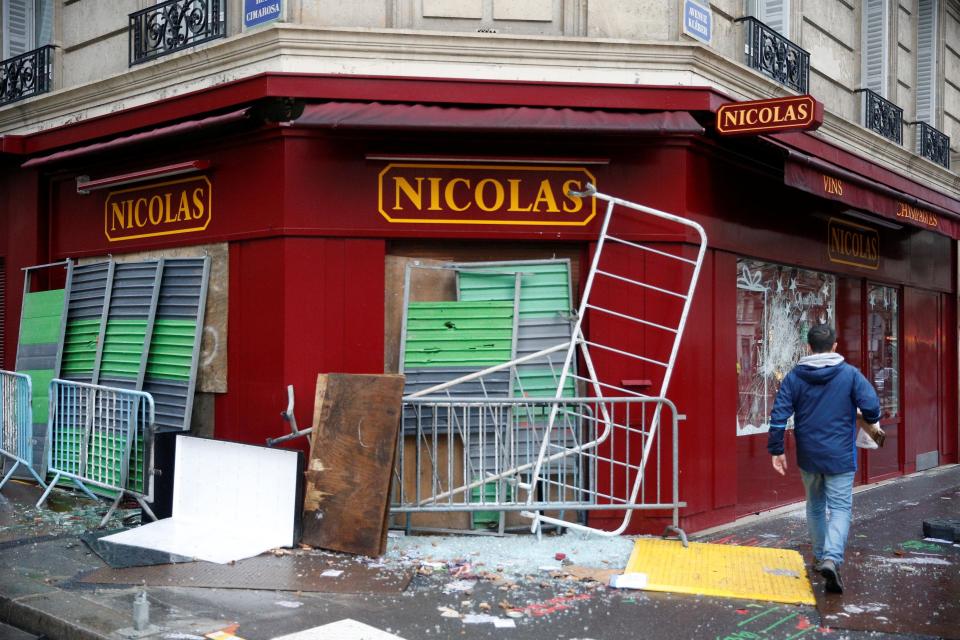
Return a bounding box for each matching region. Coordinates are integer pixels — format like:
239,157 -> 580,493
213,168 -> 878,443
860,89 -> 903,145
129,0 -> 226,66
0,45 -> 54,107
916,121 -> 950,169
738,16 -> 810,94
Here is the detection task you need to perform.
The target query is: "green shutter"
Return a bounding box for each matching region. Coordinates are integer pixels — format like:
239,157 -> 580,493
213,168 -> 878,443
100,320 -> 149,378
457,261 -> 572,319
60,318 -> 101,375
404,301 -> 515,368
145,319 -> 197,381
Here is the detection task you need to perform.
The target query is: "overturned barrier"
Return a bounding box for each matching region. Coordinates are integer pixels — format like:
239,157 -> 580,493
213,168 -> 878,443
37,379 -> 157,526
0,370 -> 47,489
391,396 -> 685,540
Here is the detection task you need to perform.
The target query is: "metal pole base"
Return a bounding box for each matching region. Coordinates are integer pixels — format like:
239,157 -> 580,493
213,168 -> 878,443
663,525 -> 689,547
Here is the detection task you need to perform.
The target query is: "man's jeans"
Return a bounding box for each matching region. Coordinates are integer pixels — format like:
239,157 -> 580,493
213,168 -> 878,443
800,469 -> 855,565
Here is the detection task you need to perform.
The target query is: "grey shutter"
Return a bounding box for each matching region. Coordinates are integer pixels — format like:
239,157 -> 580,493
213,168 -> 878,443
60,261 -> 111,384
142,256 -> 210,432
862,0 -> 889,95
2,0 -> 34,58
916,0 -> 938,125
35,0 -> 51,46
752,0 -> 789,37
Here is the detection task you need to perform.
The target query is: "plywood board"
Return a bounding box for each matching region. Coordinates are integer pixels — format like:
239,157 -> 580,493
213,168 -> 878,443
303,374 -> 405,556
397,434 -> 470,531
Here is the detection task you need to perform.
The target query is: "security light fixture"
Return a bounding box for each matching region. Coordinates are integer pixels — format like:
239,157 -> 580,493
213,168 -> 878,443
76,160 -> 210,194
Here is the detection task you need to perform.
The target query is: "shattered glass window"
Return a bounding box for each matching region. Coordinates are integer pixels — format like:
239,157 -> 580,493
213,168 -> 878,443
736,259 -> 836,436
867,283 -> 899,419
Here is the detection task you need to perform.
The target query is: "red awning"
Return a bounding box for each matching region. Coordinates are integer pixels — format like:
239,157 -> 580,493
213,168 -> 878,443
290,101 -> 704,135
21,108 -> 252,168
770,139 -> 960,239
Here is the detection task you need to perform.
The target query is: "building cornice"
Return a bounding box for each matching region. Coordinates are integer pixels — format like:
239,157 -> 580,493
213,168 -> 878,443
1,24 -> 956,195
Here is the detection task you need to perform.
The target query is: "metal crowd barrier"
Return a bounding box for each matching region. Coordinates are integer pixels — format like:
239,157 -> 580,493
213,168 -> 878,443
391,396 -> 686,541
0,370 -> 47,489
37,379 -> 157,527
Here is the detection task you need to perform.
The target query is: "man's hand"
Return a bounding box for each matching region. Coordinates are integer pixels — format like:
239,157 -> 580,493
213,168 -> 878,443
772,454 -> 787,476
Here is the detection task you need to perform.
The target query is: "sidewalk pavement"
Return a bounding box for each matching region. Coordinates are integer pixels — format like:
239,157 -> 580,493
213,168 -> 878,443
0,465 -> 956,640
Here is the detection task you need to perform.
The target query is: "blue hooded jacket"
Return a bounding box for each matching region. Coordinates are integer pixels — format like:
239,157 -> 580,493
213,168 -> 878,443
767,353 -> 881,474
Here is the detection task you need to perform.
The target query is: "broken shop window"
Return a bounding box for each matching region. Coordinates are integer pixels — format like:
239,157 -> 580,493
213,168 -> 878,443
736,260 -> 836,436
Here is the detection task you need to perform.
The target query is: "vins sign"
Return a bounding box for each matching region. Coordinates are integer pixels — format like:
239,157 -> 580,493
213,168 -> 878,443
105,176 -> 212,242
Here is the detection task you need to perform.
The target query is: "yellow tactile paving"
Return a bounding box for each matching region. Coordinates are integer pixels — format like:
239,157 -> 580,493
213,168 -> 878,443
624,539 -> 816,605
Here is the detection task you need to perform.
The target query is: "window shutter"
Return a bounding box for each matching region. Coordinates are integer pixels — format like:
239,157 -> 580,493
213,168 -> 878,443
2,0 -> 35,58
36,0 -> 51,47
916,0 -> 937,125
862,0 -> 889,95
750,0 -> 790,37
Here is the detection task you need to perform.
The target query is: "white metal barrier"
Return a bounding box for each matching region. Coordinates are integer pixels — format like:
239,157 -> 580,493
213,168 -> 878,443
523,184 -> 705,536
403,185 -> 706,537
37,379 -> 157,527
0,370 -> 47,489
392,396 -> 686,541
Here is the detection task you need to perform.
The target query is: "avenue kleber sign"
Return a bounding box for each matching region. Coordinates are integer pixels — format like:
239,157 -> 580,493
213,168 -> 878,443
377,164 -> 596,226
105,176 -> 212,242
716,95 -> 823,135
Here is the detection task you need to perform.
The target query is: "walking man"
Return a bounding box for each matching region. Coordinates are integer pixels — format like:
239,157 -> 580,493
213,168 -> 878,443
768,324 -> 881,594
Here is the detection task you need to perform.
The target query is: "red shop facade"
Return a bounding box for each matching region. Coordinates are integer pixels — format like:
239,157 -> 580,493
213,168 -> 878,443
1,74 -> 957,533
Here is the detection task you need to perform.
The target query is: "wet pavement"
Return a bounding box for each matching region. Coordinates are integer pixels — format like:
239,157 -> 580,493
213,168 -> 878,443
0,465 -> 956,640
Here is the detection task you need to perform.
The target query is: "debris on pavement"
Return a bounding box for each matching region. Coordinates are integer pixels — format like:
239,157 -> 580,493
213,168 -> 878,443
609,573 -> 648,589
461,613 -> 516,627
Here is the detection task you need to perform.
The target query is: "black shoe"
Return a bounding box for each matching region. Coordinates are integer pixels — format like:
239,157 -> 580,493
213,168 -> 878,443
819,559 -> 844,594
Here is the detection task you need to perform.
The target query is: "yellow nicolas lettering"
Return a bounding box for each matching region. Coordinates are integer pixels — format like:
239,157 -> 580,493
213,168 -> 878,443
105,176 -> 211,241
717,96 -> 816,132
827,218 -> 880,269
377,163 -> 596,226
391,175 -> 583,215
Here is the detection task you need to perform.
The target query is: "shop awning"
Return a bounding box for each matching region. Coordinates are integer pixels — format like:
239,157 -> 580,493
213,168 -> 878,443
773,142 -> 960,239
290,101 -> 704,135
21,108 -> 252,168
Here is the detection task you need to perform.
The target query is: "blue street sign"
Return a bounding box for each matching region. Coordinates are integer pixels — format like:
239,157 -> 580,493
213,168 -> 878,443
683,0 -> 712,44
245,0 -> 282,28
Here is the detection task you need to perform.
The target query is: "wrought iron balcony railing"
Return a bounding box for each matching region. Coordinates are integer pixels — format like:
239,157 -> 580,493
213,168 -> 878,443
0,45 -> 54,106
860,89 -> 903,145
916,121 -> 951,169
738,16 -> 810,94
129,0 -> 225,66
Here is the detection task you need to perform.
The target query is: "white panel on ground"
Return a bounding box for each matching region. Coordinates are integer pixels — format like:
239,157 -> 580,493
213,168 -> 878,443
102,436 -> 301,564
271,619 -> 407,640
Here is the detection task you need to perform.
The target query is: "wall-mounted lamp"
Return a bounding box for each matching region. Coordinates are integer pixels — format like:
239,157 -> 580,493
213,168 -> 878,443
841,208 -> 903,230
77,160 -> 210,195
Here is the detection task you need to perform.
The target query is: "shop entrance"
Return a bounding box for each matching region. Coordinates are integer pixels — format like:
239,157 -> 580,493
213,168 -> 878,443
903,287 -> 947,473
837,278 -> 903,483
